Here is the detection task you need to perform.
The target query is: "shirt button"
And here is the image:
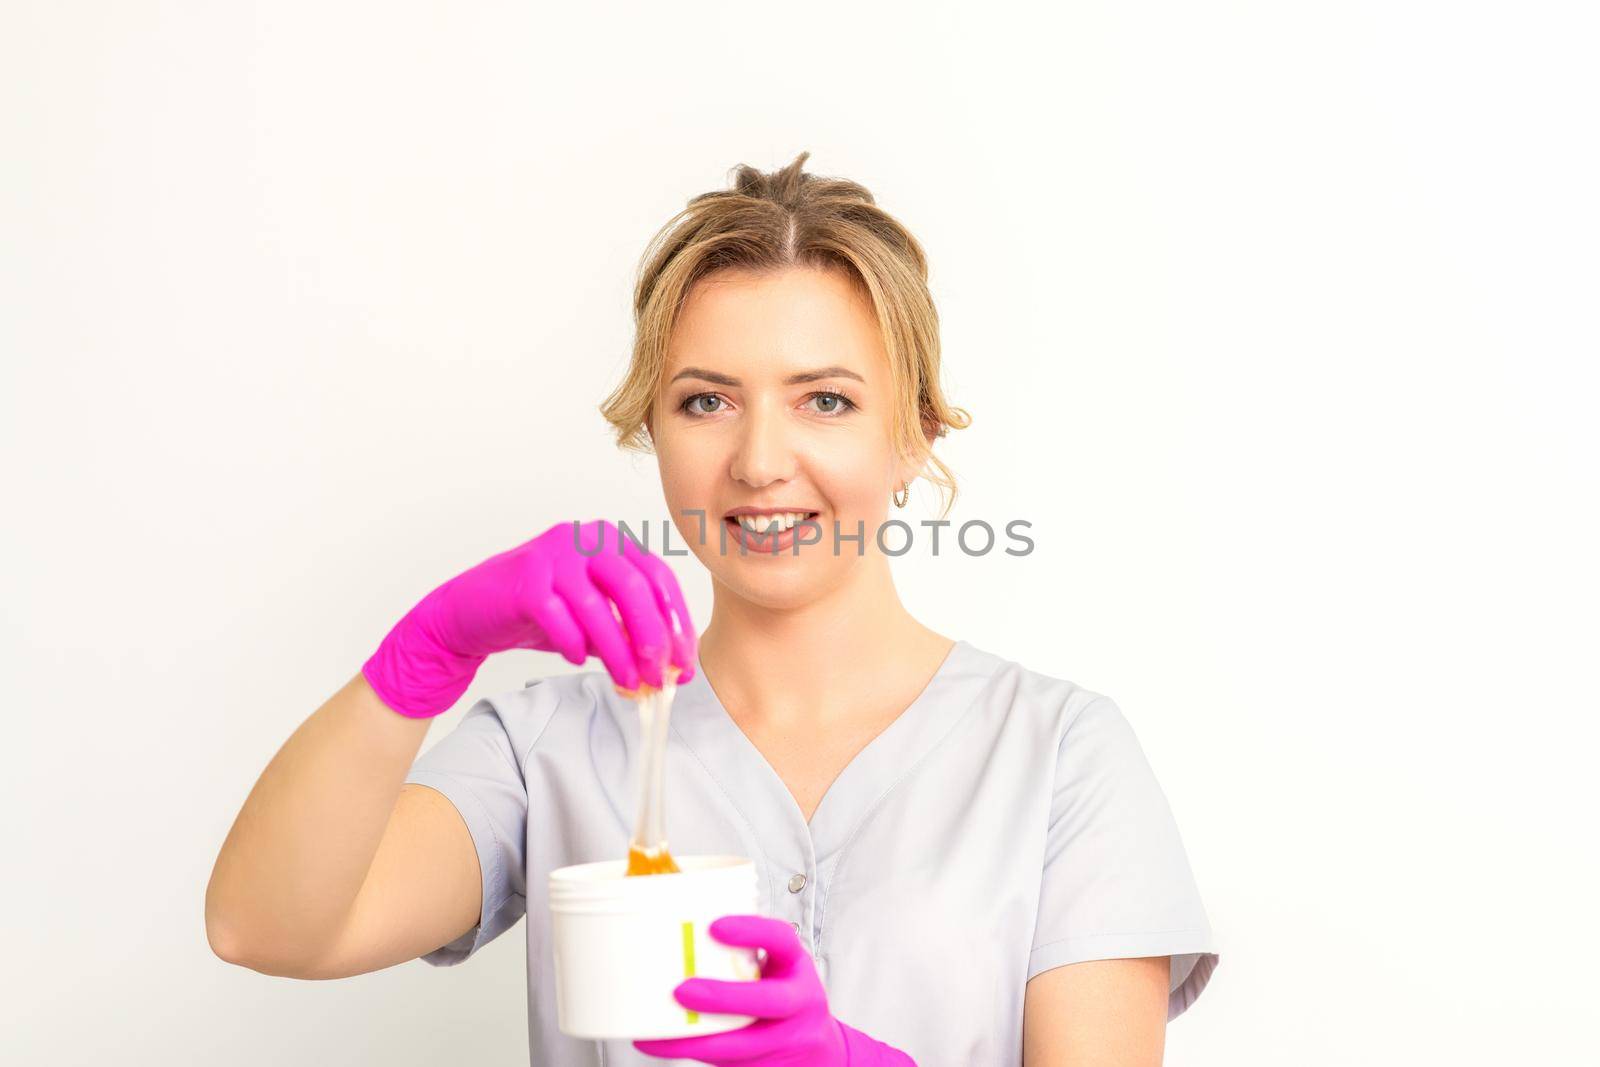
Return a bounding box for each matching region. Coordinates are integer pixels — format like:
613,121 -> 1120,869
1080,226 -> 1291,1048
791,921 -> 803,936
787,873 -> 807,893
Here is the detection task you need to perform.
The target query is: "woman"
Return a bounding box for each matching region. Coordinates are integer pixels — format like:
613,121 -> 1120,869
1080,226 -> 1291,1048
206,152 -> 1219,1065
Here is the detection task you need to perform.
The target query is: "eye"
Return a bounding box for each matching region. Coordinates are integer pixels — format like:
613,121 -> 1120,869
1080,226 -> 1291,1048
804,390 -> 858,416
680,392 -> 727,416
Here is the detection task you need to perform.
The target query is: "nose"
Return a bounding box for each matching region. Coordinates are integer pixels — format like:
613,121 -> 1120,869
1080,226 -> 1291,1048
728,399 -> 797,489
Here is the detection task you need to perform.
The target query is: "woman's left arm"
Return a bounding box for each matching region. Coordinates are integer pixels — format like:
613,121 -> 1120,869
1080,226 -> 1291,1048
1022,956 -> 1170,1067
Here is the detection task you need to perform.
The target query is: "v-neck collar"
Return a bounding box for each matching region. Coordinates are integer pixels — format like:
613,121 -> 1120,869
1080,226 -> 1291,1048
669,638 -> 992,867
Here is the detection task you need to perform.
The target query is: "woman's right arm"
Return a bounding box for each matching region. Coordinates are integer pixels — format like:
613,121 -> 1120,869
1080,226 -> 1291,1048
204,671 -> 482,978
204,519 -> 697,979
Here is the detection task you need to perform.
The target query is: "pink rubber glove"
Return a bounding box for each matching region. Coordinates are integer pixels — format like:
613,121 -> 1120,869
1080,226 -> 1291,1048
362,519 -> 696,718
633,915 -> 917,1066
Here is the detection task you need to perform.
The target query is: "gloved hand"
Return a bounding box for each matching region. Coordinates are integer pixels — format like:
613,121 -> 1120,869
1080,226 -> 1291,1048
633,915 -> 917,1066
362,519 -> 696,718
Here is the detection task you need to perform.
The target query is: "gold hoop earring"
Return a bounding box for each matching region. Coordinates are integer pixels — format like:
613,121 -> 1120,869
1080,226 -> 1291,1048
893,483 -> 909,508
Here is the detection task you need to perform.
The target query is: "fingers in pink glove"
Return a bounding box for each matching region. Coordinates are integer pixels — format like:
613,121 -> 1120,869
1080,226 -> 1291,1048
703,914 -> 806,972
620,538 -> 698,684
586,550 -> 671,689
553,524 -> 641,691
518,585 -> 587,666
670,973 -> 807,1018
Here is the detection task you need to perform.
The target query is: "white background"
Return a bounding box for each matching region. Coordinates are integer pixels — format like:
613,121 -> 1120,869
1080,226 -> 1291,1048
4,1 -> 1596,1063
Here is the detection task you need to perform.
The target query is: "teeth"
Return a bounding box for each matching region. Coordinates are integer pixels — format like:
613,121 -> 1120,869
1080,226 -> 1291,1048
735,512 -> 812,534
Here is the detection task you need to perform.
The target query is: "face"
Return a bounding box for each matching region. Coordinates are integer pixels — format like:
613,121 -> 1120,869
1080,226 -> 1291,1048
649,266 -> 919,611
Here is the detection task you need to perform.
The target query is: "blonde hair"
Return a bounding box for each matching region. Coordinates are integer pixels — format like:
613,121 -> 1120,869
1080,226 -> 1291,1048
599,150 -> 972,517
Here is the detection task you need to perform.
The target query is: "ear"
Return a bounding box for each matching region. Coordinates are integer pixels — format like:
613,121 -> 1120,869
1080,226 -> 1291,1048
892,455 -> 917,492
892,419 -> 939,492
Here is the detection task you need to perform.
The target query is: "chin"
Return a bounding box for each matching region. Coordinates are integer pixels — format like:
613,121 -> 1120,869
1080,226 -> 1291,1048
713,565 -> 832,613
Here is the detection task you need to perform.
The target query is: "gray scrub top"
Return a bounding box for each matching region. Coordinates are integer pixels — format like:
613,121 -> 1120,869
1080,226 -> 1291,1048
403,638 -> 1219,1066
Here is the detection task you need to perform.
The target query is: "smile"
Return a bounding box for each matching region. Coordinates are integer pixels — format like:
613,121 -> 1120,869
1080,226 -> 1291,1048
722,510 -> 821,554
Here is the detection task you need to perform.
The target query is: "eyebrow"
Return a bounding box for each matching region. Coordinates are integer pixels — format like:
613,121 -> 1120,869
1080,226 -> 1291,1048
667,364 -> 867,387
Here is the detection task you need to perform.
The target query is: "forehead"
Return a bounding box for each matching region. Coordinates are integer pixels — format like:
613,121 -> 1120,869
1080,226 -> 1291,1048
663,266 -> 887,381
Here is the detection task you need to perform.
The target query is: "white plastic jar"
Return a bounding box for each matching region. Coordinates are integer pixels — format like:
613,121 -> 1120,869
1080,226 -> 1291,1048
548,854 -> 762,1040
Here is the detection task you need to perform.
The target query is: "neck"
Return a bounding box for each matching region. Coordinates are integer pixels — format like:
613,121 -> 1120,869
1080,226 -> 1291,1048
695,557 -> 952,728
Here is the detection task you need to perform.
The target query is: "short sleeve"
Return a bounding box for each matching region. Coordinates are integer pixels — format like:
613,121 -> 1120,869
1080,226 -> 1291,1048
403,694 -> 532,967
1029,694 -> 1220,1020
